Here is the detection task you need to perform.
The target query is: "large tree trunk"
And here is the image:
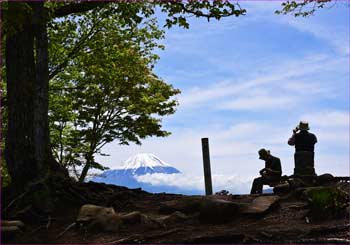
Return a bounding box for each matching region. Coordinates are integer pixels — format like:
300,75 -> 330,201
5,2 -> 65,193
6,3 -> 38,192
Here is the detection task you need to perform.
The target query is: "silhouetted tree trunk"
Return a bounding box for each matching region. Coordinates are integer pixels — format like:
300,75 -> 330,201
4,2 -> 107,193
5,2 -> 63,193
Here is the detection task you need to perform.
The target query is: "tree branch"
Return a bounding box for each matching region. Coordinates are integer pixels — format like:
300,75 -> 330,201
48,18 -> 102,80
173,2 -> 244,19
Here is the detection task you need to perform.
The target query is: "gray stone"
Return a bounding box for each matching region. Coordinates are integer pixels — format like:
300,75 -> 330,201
273,181 -> 290,194
76,204 -> 122,232
120,211 -> 142,224
159,197 -> 242,223
316,173 -> 335,185
199,197 -> 241,223
159,197 -> 202,214
243,196 -> 280,214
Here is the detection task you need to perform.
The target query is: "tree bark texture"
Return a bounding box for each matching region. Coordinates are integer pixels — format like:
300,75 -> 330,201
5,2 -> 59,192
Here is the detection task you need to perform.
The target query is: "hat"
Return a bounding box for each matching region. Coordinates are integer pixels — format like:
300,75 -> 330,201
258,148 -> 270,159
298,121 -> 310,131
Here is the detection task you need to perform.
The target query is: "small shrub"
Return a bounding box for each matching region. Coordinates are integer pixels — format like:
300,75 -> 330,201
304,187 -> 347,220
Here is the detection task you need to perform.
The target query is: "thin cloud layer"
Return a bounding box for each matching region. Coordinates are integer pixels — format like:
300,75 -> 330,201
135,173 -> 252,194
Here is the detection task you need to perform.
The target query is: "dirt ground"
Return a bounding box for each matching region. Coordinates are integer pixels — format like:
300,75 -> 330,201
2,181 -> 349,244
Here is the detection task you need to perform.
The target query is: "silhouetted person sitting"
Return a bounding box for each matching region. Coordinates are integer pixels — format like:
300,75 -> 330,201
250,149 -> 282,194
288,121 -> 317,176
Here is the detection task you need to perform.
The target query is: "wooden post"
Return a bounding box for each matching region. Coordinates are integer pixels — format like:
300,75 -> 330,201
201,138 -> 213,195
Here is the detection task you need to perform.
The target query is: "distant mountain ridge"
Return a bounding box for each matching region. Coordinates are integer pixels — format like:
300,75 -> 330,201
91,153 -> 201,195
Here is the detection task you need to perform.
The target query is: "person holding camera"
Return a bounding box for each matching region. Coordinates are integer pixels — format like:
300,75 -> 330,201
250,148 -> 282,194
288,121 -> 317,176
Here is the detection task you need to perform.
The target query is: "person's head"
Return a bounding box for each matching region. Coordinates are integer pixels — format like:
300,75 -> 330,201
297,121 -> 310,131
258,148 -> 270,160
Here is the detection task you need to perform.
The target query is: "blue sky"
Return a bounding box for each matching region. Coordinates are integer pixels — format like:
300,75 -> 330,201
96,2 -> 349,194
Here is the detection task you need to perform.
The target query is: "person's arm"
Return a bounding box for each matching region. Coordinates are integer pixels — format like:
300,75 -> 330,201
288,128 -> 298,145
259,168 -> 266,175
265,168 -> 279,174
266,158 -> 282,175
288,134 -> 295,145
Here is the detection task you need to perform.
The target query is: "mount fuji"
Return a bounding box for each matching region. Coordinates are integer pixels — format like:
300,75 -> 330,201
114,153 -> 180,175
91,153 -> 201,195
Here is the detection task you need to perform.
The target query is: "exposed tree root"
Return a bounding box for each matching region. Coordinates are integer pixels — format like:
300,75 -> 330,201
56,222 -> 76,239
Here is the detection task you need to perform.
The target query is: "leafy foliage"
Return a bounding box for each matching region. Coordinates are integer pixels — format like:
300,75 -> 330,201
48,6 -> 179,181
1,2 -> 33,37
159,0 -> 246,28
304,187 -> 348,220
275,0 -> 332,17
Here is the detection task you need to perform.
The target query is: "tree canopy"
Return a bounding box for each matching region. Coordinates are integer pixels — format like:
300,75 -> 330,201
48,6 -> 180,181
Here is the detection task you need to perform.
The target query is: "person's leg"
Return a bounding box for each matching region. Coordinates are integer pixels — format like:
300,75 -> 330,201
263,174 -> 281,187
250,177 -> 263,194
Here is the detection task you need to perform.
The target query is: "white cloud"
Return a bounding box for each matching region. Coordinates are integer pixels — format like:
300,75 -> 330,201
97,122 -> 293,177
305,111 -> 349,128
136,173 -> 203,190
178,53 -> 346,111
135,173 -> 252,194
96,114 -> 348,183
240,2 -> 350,56
281,13 -> 349,56
219,95 -> 297,110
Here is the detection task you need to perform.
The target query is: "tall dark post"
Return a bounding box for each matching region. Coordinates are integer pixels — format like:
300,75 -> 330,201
201,138 -> 213,195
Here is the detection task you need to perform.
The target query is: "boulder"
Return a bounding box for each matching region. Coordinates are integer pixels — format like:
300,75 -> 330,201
288,177 -> 308,188
199,197 -> 242,223
120,211 -> 161,229
76,204 -> 122,232
159,197 -> 202,214
120,211 -> 142,224
273,181 -> 291,194
242,196 -> 280,215
160,197 -> 242,223
316,173 -> 335,185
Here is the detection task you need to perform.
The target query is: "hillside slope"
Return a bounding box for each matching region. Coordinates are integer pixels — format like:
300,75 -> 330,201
2,179 -> 349,244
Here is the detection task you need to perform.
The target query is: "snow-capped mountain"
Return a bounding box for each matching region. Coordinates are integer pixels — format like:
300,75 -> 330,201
115,153 -> 180,175
91,153 -> 201,194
